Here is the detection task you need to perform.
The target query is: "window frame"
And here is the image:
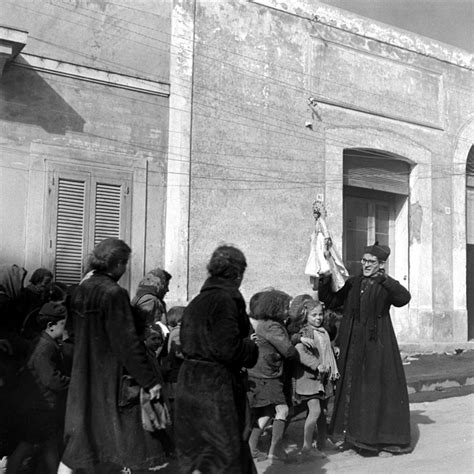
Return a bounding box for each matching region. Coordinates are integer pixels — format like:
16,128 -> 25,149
45,162 -> 132,288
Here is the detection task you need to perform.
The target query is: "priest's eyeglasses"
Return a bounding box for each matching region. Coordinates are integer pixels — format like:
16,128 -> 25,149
361,258 -> 379,265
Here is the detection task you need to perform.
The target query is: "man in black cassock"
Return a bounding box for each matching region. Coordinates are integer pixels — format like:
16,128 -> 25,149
318,242 -> 412,454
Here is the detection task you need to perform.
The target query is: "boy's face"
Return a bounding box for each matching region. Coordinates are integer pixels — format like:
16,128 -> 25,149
48,319 -> 66,340
307,306 -> 324,328
145,332 -> 163,352
157,280 -> 169,299
39,276 -> 53,294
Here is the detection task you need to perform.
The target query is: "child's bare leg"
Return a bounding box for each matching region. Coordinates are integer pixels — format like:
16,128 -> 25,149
268,404 -> 288,459
303,399 -> 321,451
257,415 -> 271,430
6,441 -> 34,473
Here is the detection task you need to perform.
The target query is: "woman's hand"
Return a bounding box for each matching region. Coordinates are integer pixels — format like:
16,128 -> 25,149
333,346 -> 340,358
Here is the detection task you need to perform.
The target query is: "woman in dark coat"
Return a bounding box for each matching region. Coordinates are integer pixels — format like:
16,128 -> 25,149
174,245 -> 259,474
318,242 -> 411,454
60,238 -> 166,472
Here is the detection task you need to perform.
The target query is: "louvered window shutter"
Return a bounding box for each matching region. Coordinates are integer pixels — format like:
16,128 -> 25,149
94,182 -> 123,246
54,178 -> 86,285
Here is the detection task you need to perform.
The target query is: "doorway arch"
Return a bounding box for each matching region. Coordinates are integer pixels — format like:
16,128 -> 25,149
452,118 -> 474,342
466,146 -> 474,339
342,148 -> 412,277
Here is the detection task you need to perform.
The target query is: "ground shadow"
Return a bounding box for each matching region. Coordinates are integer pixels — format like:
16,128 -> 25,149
410,408 -> 435,450
1,59 -> 85,135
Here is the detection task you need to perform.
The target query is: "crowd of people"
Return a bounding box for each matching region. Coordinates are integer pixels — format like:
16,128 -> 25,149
0,238 -> 411,473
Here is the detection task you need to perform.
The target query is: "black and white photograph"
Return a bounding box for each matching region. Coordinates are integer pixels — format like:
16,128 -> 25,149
0,1 -> 473,473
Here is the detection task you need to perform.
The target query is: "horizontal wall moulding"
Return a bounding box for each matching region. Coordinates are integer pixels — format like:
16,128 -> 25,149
12,53 -> 170,97
250,0 -> 473,71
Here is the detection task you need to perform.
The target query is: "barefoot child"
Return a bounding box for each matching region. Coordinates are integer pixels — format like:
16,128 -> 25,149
292,300 -> 339,459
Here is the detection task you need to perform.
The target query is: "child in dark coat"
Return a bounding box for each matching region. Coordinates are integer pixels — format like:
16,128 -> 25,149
247,290 -> 299,464
8,302 -> 70,473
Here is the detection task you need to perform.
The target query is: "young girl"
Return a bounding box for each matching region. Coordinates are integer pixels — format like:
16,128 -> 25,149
247,290 -> 299,464
291,299 -> 339,459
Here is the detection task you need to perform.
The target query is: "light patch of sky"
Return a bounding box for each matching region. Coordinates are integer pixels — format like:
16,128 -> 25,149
321,0 -> 474,52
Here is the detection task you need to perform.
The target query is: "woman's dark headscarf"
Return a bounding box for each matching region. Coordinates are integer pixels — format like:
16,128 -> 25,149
0,264 -> 27,302
136,268 -> 172,300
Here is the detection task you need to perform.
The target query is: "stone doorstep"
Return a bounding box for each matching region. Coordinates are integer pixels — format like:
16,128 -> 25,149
399,341 -> 474,354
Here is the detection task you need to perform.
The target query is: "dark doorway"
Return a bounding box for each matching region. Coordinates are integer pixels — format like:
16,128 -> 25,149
466,146 -> 474,339
342,149 -> 411,277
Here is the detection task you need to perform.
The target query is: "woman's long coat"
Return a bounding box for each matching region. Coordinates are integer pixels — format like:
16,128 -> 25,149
62,272 -> 165,470
319,273 -> 411,449
174,277 -> 259,474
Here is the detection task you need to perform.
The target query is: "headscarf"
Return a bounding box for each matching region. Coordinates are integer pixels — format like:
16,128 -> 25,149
135,268 -> 171,300
0,264 -> 27,300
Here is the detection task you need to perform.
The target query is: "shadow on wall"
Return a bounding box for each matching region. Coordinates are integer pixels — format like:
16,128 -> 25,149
0,60 -> 85,135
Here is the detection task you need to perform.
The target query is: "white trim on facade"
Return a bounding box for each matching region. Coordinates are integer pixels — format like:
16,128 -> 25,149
452,118 -> 474,341
324,125 -> 433,342
12,53 -> 170,97
250,0 -> 473,70
164,0 -> 196,305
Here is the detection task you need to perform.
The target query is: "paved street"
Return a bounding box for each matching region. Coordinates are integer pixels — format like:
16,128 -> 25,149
255,393 -> 474,474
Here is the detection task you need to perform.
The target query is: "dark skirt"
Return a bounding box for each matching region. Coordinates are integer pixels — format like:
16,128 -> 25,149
247,377 -> 286,408
175,360 -> 256,474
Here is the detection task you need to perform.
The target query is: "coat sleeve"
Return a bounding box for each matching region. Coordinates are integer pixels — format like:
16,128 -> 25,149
135,294 -> 163,324
381,276 -> 411,307
318,274 -> 350,310
210,295 -> 258,369
295,343 -> 320,371
263,322 -> 299,361
105,287 -> 160,390
31,344 -> 70,392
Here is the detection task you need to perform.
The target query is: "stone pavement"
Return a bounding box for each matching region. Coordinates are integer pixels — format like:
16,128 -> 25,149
255,393 -> 474,473
161,350 -> 474,473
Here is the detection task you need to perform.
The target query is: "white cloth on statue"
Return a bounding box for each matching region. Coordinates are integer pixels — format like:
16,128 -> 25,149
304,217 -> 349,292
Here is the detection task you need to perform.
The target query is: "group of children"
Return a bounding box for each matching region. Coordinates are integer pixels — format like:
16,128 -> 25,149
247,289 -> 340,464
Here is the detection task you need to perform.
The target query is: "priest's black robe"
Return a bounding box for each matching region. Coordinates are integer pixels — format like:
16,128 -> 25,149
319,273 -> 411,451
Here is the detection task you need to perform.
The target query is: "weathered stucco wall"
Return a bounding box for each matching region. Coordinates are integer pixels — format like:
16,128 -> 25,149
0,0 -> 171,290
188,0 -> 326,300
188,0 -> 474,344
1,0 -> 170,80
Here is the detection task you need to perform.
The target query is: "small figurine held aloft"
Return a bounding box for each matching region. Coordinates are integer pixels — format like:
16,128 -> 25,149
304,200 -> 349,291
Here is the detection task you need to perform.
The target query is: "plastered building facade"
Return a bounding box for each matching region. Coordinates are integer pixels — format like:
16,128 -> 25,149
1,0 -> 473,347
